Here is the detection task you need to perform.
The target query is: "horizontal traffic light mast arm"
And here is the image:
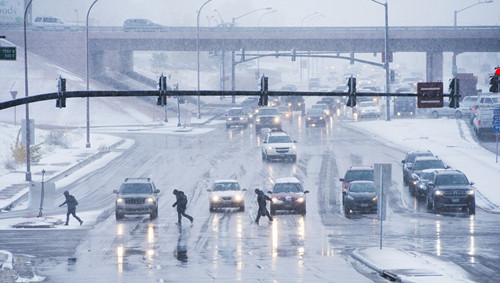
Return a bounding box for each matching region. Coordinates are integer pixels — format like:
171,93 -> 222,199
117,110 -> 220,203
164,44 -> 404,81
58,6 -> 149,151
0,90 -> 452,110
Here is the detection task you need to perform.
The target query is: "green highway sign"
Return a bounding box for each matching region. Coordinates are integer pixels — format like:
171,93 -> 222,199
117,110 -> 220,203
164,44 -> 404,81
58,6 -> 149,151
0,46 -> 16,60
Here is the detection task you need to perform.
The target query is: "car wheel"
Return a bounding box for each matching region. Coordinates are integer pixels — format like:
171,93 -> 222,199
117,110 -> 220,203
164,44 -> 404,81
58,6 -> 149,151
409,186 -> 415,197
426,197 -> 432,211
270,208 -> 276,215
432,202 -> 440,214
344,205 -> 350,216
300,209 -> 306,215
431,111 -> 439,118
262,152 -> 266,160
226,124 -> 230,129
150,209 -> 158,220
455,111 -> 462,119
209,206 -> 215,212
240,206 -> 245,212
115,211 -> 123,220
291,155 -> 297,163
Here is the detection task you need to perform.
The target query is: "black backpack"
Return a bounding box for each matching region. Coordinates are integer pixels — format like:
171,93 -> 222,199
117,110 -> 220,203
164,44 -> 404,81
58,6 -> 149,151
70,195 -> 79,206
180,193 -> 188,206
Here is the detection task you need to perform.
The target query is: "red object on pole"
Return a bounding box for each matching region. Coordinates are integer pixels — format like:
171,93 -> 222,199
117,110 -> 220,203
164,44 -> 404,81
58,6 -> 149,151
417,82 -> 444,108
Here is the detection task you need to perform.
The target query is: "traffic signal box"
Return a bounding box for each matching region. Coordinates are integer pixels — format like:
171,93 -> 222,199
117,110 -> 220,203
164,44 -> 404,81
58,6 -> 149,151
157,75 -> 167,106
56,76 -> 66,108
346,77 -> 356,107
490,67 -> 500,93
449,78 -> 460,108
258,76 -> 269,106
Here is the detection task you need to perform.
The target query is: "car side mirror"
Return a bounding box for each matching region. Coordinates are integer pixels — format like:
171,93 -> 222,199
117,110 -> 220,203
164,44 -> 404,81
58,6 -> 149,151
445,165 -> 450,169
113,190 -> 119,194
339,178 -> 345,182
263,141 -> 267,144
407,164 -> 413,169
293,140 -> 297,143
304,190 -> 310,194
154,189 -> 160,194
267,191 -> 273,194
470,181 -> 474,186
401,160 -> 405,164
206,189 -> 212,192
242,188 -> 247,191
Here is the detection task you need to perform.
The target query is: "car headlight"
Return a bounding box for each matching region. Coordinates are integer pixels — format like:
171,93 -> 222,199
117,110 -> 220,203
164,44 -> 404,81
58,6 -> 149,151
467,190 -> 474,196
419,184 -> 426,190
240,117 -> 244,121
272,197 -> 279,203
347,195 -> 355,200
412,180 -> 418,186
256,118 -> 261,122
227,117 -> 233,121
296,197 -> 305,203
274,117 -> 281,123
319,116 -> 324,120
434,190 -> 443,196
291,145 -> 296,150
211,195 -> 221,202
147,197 -> 154,203
116,198 -> 124,204
307,117 -> 311,120
298,103 -> 302,106
234,195 -> 243,202
372,196 -> 378,202
267,146 -> 273,151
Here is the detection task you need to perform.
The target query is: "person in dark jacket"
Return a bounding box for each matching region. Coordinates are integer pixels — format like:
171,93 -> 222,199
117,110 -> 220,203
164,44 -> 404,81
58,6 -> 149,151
59,190 -> 83,226
255,188 -> 273,224
172,189 -> 194,225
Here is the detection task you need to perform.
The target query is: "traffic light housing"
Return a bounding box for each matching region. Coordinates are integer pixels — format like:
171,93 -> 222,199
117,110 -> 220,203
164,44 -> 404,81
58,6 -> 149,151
449,78 -> 460,108
157,75 -> 167,106
56,76 -> 66,108
490,67 -> 500,93
346,76 -> 356,107
258,76 -> 269,106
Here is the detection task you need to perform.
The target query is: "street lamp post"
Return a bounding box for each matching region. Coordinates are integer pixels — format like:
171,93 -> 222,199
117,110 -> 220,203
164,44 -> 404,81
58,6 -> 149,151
197,0 -> 212,119
86,0 -> 99,149
257,10 -> 277,78
23,0 -> 34,181
371,0 -> 390,121
453,0 -> 493,76
231,7 -> 272,26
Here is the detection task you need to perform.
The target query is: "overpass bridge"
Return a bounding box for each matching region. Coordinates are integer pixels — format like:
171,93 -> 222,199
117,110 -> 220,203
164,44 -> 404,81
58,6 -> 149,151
2,25 -> 500,88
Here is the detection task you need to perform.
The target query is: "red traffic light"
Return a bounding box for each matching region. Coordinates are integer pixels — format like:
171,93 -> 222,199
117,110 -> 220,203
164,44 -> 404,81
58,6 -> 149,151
495,68 -> 500,76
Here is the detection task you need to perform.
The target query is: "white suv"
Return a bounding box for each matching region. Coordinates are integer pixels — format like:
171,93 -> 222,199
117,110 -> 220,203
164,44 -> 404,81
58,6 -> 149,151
261,131 -> 297,162
33,16 -> 77,30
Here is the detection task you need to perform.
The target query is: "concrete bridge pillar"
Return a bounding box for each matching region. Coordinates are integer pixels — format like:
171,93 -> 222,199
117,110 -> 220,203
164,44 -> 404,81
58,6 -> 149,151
89,49 -> 104,78
119,50 -> 133,74
426,52 -> 443,82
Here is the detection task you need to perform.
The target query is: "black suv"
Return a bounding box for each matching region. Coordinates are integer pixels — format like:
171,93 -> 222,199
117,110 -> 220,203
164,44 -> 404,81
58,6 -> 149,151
114,178 -> 160,220
425,170 -> 475,215
407,156 -> 447,196
401,150 -> 433,185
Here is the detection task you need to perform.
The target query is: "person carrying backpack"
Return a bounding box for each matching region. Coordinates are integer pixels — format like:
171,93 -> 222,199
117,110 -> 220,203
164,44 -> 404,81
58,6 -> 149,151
59,190 -> 83,226
255,188 -> 273,224
172,189 -> 194,225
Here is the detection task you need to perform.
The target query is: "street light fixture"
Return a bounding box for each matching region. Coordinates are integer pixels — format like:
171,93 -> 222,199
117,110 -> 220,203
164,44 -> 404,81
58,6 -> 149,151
300,12 -> 319,26
231,7 -> 272,26
257,10 -> 277,78
23,0 -> 34,181
452,0 -> 493,76
86,0 -> 99,149
371,0 -> 391,121
197,0 -> 212,119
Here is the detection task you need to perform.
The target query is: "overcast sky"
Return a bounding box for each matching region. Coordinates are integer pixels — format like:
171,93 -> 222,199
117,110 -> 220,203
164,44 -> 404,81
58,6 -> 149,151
34,0 -> 500,27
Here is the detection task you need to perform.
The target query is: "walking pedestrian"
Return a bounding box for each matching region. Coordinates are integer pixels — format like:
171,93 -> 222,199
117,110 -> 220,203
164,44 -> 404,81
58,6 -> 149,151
172,189 -> 194,225
255,188 -> 273,224
59,191 -> 83,226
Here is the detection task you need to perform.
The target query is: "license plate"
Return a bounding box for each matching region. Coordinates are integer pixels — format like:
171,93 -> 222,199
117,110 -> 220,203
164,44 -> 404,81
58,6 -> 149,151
361,203 -> 369,207
452,198 -> 459,203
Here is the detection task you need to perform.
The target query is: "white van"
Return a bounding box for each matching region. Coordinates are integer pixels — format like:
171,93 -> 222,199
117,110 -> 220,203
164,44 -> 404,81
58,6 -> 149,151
33,16 -> 77,30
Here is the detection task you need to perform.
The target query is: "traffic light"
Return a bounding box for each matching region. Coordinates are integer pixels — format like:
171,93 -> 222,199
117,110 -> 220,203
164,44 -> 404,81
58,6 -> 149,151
291,48 -> 296,62
258,76 -> 269,106
490,67 -> 500,93
56,76 -> 66,108
449,78 -> 460,108
157,75 -> 167,106
346,76 -> 356,107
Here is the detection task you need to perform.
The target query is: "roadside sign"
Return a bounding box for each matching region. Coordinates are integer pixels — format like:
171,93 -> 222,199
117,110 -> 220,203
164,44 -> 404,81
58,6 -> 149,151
0,46 -> 16,60
417,82 -> 443,108
493,108 -> 500,132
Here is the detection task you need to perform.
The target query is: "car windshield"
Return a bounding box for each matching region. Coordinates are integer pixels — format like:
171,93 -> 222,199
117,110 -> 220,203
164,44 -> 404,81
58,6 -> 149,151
349,182 -> 376,193
307,109 -> 324,116
258,108 -> 279,115
120,183 -> 153,194
312,104 -> 327,110
213,182 -> 240,191
407,152 -> 432,163
414,160 -> 445,170
435,174 -> 469,185
228,109 -> 244,115
344,170 -> 374,182
268,135 -> 293,143
420,171 -> 434,180
273,183 -> 303,193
